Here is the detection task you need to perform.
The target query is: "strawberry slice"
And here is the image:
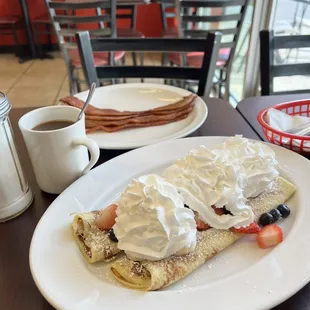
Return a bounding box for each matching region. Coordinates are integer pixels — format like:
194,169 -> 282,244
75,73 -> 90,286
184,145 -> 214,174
96,204 -> 117,230
256,224 -> 283,249
195,218 -> 211,231
194,206 -> 224,231
195,214 -> 211,231
230,222 -> 261,234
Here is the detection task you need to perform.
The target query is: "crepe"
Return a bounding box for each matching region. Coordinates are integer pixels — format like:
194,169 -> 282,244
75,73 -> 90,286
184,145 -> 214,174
110,176 -> 296,291
72,211 -> 121,263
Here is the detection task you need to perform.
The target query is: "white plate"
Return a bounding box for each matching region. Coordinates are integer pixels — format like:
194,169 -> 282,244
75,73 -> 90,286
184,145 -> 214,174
30,137 -> 310,310
75,83 -> 208,149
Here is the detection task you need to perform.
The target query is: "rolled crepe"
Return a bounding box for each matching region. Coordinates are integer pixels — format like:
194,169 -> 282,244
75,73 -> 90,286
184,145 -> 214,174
72,211 -> 121,263
110,176 -> 296,291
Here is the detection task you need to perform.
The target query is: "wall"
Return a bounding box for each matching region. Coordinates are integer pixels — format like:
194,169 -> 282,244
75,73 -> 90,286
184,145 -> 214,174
0,2 -> 168,47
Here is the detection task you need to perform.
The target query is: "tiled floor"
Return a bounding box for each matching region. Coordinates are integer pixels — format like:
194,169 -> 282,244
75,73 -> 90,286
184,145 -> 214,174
1,52 -> 164,108
2,52 -> 68,108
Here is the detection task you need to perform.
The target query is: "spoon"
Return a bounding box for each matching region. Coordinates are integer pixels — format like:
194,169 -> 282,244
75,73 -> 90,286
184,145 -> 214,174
76,82 -> 96,122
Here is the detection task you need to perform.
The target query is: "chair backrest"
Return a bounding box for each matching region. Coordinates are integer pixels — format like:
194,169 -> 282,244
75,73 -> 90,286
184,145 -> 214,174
160,2 -> 177,31
117,4 -> 137,30
45,0 -> 117,62
260,29 -> 310,96
76,31 -> 222,96
176,0 -> 250,68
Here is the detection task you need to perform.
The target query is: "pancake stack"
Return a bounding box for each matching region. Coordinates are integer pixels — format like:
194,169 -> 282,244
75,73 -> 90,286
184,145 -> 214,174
60,94 -> 196,133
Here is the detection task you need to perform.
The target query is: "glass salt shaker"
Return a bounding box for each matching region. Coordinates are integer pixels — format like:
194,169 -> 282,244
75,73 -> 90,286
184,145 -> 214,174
0,92 -> 34,222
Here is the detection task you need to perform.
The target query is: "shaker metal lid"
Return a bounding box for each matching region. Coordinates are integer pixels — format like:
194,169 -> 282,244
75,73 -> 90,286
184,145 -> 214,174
0,92 -> 11,118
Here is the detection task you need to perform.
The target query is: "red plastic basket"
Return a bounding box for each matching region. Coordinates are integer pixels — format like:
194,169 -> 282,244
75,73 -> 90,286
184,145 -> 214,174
257,99 -> 310,154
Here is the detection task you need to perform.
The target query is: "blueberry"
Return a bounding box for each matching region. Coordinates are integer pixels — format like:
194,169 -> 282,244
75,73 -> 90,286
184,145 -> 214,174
270,209 -> 281,222
277,204 -> 291,218
259,213 -> 274,226
108,228 -> 118,242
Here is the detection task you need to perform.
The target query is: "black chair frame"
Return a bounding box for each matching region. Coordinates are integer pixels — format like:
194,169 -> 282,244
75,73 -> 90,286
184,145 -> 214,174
0,19 -> 21,59
260,29 -> 310,96
175,0 -> 250,99
45,0 -> 117,95
76,31 -> 222,97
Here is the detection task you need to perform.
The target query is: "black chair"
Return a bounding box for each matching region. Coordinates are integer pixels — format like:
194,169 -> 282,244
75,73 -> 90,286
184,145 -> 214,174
0,16 -> 21,59
260,29 -> 310,96
46,0 -> 124,95
33,9 -> 75,59
168,0 -> 250,99
32,15 -> 53,59
76,31 -> 222,96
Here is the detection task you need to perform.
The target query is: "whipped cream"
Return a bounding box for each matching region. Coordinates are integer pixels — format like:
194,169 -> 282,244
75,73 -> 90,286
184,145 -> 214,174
113,174 -> 197,261
163,146 -> 254,230
213,136 -> 279,198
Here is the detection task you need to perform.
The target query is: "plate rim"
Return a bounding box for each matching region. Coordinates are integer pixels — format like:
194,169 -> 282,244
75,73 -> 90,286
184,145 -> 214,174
29,137 -> 310,310
75,83 -> 208,150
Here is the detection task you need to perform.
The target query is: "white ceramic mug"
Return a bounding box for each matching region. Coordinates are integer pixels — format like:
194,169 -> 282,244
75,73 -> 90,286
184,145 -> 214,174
18,106 -> 100,194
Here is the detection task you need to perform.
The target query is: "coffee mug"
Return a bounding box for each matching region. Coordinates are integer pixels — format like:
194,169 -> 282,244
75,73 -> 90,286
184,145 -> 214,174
19,106 -> 100,194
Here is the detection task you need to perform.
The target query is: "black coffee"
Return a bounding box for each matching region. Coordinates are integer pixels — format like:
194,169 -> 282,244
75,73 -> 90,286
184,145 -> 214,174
32,120 -> 74,131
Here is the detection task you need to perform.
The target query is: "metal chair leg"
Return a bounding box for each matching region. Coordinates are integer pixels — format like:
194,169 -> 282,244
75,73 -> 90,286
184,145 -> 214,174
76,78 -> 82,93
162,52 -> 168,66
139,52 -> 144,83
168,61 -> 175,86
139,52 -> 144,66
69,67 -> 78,95
69,81 -> 77,96
46,23 -> 52,51
222,69 -> 230,101
218,68 -> 225,99
121,56 -> 126,65
109,52 -> 116,85
121,56 -> 127,83
162,53 -> 169,85
11,24 -> 21,59
180,53 -> 187,90
74,67 -> 83,93
33,23 -> 43,59
132,52 -> 137,66
115,59 -> 122,84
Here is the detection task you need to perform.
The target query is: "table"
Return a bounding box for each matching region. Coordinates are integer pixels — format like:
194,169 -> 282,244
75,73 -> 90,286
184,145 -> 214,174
237,93 -> 310,141
236,94 -> 310,310
0,97 -> 305,310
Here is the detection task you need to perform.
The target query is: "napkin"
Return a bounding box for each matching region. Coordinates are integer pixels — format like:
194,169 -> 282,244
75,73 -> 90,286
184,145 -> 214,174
266,108 -> 310,151
266,108 -> 310,131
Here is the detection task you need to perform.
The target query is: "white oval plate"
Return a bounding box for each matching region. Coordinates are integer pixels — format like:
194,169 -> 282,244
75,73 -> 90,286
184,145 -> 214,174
75,83 -> 208,149
30,137 -> 310,310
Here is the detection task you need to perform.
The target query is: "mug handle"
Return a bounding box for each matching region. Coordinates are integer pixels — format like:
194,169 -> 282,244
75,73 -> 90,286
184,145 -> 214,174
73,138 -> 100,175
